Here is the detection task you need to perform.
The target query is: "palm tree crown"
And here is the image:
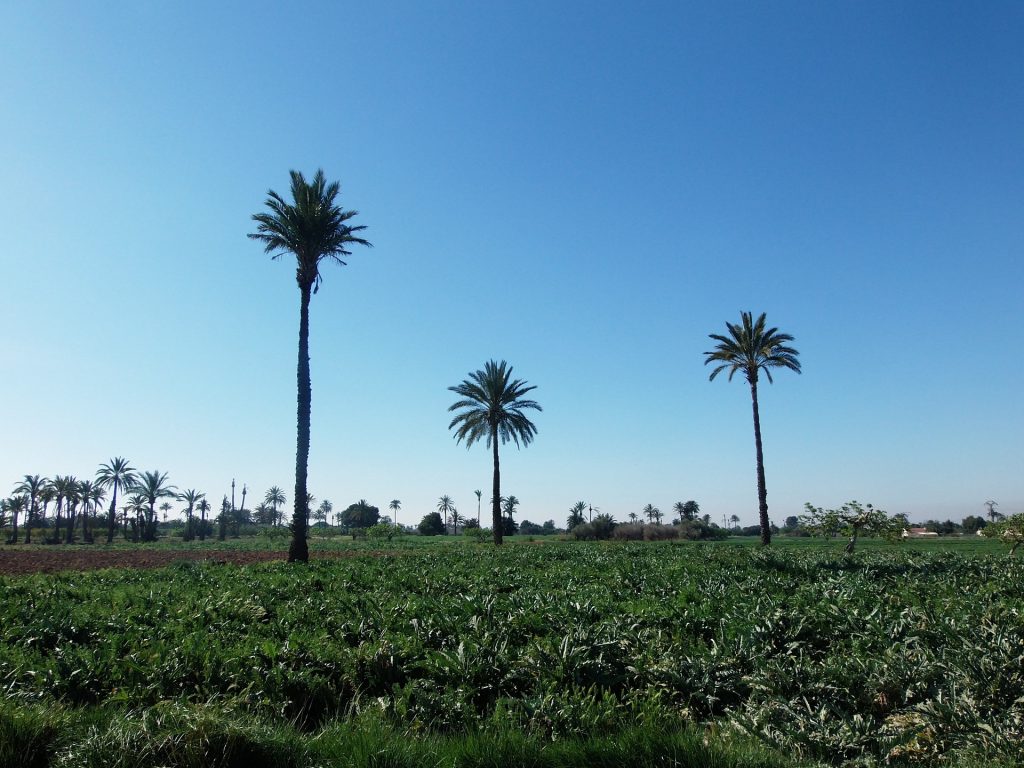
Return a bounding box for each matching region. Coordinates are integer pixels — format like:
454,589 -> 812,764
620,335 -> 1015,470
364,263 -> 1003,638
704,311 -> 801,384
448,360 -> 541,546
248,169 -> 371,293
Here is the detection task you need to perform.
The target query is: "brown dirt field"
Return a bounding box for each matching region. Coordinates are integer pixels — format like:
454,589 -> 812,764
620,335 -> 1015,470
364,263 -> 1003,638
0,547 -> 388,576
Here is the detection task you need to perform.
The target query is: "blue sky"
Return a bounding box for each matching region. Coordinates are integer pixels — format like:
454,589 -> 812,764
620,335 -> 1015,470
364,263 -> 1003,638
2,1 -> 1021,528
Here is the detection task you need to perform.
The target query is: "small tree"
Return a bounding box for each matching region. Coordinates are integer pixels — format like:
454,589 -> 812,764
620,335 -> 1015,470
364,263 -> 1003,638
566,501 -> 586,531
983,513 -> 1024,555
800,500 -> 896,553
418,512 -> 445,536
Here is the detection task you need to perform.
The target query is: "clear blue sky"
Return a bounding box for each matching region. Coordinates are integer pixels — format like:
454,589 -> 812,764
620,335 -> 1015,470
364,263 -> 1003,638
2,1 -> 1021,528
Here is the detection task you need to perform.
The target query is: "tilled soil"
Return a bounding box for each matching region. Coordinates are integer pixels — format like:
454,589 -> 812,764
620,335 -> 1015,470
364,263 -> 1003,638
0,547 -> 384,575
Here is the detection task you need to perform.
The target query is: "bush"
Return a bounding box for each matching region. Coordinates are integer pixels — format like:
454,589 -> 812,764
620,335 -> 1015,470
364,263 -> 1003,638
418,512 -> 445,536
571,514 -> 616,541
677,520 -> 727,541
613,523 -> 679,541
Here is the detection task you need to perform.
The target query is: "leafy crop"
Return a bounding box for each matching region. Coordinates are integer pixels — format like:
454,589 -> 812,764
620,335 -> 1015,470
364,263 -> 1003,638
0,544 -> 1021,766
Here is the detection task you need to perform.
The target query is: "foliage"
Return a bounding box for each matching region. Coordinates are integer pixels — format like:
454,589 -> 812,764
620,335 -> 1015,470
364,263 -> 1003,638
418,512 -> 446,536
341,500 -> 380,530
800,501 -> 898,553
613,523 -> 679,541
982,512 -> 1024,554
1,544 -> 1022,767
571,513 -> 617,541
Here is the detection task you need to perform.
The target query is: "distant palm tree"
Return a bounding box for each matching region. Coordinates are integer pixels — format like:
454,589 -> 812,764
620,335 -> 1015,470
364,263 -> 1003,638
196,497 -> 211,541
97,458 -> 137,544
265,486 -> 286,527
13,475 -> 45,544
125,493 -> 148,541
4,495 -> 25,544
76,480 -> 102,543
437,495 -> 456,534
474,490 -> 482,526
705,311 -> 801,546
985,500 -> 1001,523
316,499 -> 333,528
50,475 -> 77,544
567,500 -> 587,530
249,169 -> 371,563
729,514 -> 740,529
642,504 -> 657,524
628,511 -> 639,524
389,499 -> 401,528
179,489 -> 205,541
135,471 -> 176,542
448,360 -> 541,545
502,495 -> 520,524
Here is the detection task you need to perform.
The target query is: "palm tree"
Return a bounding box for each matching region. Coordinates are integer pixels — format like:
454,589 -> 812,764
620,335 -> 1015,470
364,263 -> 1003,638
502,495 -> 520,526
437,495 -> 456,534
4,495 -> 26,544
265,486 -> 286,527
642,504 -> 657,524
125,493 -> 148,541
567,501 -> 587,530
179,489 -> 205,541
985,500 -> 1001,523
474,490 -> 482,526
97,458 -> 137,544
50,475 -> 76,544
729,514 -> 741,529
249,169 -> 371,563
448,360 -> 541,546
135,471 -> 176,542
13,475 -> 45,544
628,511 -> 639,524
196,497 -> 211,541
705,311 -> 801,546
316,499 -> 333,528
389,499 -> 401,528
76,480 -> 101,543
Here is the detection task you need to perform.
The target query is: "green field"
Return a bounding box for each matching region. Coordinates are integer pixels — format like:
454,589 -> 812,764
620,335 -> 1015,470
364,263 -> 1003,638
1,539 -> 1021,767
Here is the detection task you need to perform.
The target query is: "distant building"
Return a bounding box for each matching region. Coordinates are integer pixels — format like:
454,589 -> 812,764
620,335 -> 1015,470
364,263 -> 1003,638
902,527 -> 939,538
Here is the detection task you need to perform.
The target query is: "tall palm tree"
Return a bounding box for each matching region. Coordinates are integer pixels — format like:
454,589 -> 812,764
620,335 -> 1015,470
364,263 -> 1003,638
50,475 -> 76,544
502,495 -> 520,527
4,495 -> 26,544
567,500 -> 587,530
389,499 -> 401,528
474,490 -> 482,526
448,360 -> 541,546
196,497 -> 211,541
705,311 -> 801,546
75,480 -> 101,543
179,489 -> 205,541
437,495 -> 456,534
316,499 -> 333,528
249,169 -> 371,563
135,471 -> 176,542
13,475 -> 45,545
729,514 -> 741,529
96,458 -> 137,544
265,486 -> 286,527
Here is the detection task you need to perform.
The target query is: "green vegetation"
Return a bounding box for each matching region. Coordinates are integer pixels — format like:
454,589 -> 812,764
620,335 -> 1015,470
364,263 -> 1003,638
1,542 -> 1021,767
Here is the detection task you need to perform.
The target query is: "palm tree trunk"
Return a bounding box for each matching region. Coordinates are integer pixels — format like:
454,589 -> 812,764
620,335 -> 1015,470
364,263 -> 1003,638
289,284 -> 312,563
65,504 -> 75,545
491,425 -> 502,546
749,378 -> 771,546
106,485 -> 119,544
24,500 -> 33,544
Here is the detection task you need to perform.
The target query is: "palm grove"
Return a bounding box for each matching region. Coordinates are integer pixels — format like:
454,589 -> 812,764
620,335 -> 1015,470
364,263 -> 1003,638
5,169 -> 812,555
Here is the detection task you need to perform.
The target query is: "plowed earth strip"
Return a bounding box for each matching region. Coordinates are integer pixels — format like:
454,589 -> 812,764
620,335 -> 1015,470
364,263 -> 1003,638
0,548 -> 394,575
